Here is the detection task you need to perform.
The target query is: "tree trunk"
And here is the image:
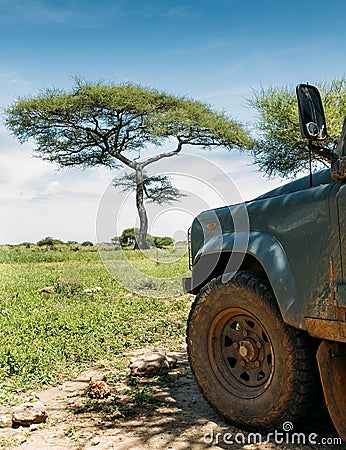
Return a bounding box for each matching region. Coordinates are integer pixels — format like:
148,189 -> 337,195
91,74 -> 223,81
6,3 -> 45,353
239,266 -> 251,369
134,167 -> 148,249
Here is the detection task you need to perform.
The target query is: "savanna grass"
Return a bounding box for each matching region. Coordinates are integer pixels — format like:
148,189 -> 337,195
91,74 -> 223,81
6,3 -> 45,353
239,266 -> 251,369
0,245 -> 191,403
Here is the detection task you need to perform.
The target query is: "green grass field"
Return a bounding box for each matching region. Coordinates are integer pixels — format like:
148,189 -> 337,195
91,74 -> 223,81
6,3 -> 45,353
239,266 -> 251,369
0,244 -> 191,403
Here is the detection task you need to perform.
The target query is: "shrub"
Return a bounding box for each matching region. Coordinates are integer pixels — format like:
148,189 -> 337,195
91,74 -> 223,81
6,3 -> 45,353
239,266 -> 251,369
153,236 -> 174,248
115,229 -> 173,249
81,241 -> 94,247
37,237 -> 64,247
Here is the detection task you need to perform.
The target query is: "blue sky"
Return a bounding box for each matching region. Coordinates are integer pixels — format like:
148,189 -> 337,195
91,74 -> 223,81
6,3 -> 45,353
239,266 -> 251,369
1,0 -> 346,243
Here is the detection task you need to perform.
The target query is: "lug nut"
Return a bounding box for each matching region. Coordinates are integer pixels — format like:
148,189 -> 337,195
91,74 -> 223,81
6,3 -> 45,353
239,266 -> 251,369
254,361 -> 260,367
232,342 -> 238,349
239,346 -> 248,357
239,361 -> 246,367
242,330 -> 248,337
256,342 -> 262,348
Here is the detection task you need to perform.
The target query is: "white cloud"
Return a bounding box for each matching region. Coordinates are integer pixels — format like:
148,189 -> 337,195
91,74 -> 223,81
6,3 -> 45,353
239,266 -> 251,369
0,127 -> 284,244
35,180 -> 64,199
0,129 -> 114,243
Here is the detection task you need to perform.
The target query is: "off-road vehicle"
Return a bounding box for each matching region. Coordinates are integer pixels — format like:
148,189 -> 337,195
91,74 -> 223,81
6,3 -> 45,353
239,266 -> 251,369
183,84 -> 346,440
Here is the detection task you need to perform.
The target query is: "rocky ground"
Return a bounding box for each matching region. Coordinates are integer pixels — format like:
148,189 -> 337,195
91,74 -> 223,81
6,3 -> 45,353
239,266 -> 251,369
0,347 -> 344,450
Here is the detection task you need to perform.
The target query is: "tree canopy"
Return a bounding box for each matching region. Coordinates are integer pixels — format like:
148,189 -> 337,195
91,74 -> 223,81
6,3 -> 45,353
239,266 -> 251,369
248,77 -> 346,177
5,79 -> 253,248
5,80 -> 253,168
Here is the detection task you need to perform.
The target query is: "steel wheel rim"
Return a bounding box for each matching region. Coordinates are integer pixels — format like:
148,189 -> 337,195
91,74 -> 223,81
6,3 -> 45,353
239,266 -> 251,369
208,307 -> 275,399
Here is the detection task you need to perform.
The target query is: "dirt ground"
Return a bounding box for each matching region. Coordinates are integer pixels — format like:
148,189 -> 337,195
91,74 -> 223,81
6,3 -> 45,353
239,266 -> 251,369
0,347 -> 345,450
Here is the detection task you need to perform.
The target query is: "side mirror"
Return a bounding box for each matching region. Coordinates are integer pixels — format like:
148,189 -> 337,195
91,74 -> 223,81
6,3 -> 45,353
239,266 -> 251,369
296,84 -> 327,141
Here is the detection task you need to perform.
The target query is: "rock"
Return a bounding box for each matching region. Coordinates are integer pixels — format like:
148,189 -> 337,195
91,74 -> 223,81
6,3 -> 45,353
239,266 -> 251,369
129,352 -> 177,377
90,436 -> 101,446
12,401 -> 47,426
84,286 -> 102,294
166,355 -> 178,369
0,414 -> 12,428
88,380 -> 111,399
37,286 -> 55,293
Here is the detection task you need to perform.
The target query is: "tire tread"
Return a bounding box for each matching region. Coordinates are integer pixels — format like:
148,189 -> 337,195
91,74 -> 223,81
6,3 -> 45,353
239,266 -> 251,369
187,270 -> 317,432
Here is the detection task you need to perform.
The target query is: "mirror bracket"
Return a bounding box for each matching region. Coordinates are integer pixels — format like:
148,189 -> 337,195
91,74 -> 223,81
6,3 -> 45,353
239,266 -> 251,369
331,157 -> 346,181
334,116 -> 346,157
307,140 -> 338,162
307,140 -> 345,181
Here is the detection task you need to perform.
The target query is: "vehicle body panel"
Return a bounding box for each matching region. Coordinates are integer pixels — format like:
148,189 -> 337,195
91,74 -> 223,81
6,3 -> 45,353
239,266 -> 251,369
185,169 -> 346,330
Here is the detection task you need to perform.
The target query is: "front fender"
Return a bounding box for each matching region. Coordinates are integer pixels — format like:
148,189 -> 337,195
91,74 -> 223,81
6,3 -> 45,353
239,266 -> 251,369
193,232 -> 302,328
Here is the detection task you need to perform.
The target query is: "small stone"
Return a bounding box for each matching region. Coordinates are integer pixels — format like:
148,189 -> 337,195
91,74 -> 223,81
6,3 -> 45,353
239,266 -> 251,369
84,286 -> 102,294
88,380 -> 111,399
12,401 -> 47,426
90,436 -> 101,446
129,352 -> 172,377
166,355 -> 178,369
37,286 -> 55,293
0,415 -> 12,428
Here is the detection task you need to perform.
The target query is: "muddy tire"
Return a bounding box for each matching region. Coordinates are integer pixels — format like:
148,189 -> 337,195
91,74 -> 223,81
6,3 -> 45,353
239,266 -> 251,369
187,271 -> 316,432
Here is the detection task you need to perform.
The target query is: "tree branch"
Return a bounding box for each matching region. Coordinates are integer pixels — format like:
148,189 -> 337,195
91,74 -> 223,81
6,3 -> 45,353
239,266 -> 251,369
141,140 -> 184,168
114,151 -> 137,169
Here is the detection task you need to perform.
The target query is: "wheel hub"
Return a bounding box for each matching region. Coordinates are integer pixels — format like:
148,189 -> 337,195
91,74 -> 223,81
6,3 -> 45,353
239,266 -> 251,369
214,311 -> 274,392
238,339 -> 257,361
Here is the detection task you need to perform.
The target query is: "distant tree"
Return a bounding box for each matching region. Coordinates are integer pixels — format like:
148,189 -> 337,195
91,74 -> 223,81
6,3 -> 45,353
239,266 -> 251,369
153,236 -> 174,248
113,172 -> 184,248
37,236 -> 64,246
247,76 -> 346,177
116,228 -> 173,249
118,228 -> 138,247
20,242 -> 33,248
5,80 -> 253,249
118,228 -> 155,248
81,241 -> 94,247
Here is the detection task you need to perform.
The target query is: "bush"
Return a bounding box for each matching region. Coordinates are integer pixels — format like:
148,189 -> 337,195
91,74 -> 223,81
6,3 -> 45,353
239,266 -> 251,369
81,241 -> 94,247
118,228 -> 138,247
115,229 -> 174,249
153,236 -> 174,248
20,242 -> 33,249
36,237 -> 65,247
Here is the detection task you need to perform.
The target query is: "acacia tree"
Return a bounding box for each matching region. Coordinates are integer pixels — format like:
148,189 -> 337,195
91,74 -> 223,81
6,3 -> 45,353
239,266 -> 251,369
5,80 -> 253,248
113,171 -> 184,249
248,77 -> 346,177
